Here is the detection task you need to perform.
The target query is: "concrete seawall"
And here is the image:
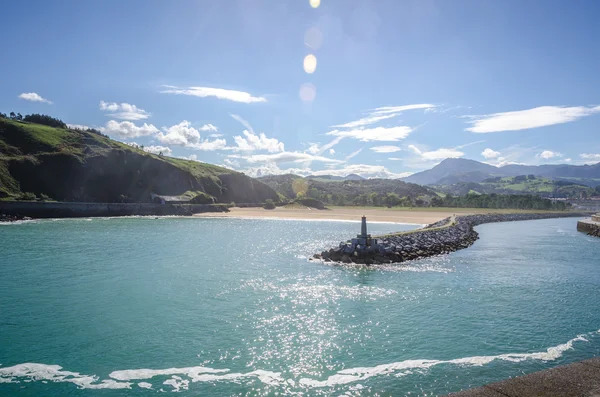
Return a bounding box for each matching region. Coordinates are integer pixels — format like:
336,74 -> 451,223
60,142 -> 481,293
577,213 -> 600,237
0,201 -> 229,219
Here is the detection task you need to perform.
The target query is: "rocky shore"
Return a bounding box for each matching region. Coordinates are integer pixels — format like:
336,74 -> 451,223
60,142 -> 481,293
0,214 -> 32,223
314,212 -> 589,265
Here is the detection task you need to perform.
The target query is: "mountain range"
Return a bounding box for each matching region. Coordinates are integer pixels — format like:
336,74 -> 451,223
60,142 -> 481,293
402,158 -> 600,187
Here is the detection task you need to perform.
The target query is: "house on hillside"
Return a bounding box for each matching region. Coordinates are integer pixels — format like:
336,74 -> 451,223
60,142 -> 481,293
150,193 -> 191,205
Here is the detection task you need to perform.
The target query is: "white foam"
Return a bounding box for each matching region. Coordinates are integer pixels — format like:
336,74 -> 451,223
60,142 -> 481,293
299,333 -> 593,387
109,365 -> 228,381
0,363 -> 131,389
0,331 -> 596,391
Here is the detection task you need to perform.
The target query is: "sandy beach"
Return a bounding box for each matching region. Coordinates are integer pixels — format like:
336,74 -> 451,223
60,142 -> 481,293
193,206 -> 500,224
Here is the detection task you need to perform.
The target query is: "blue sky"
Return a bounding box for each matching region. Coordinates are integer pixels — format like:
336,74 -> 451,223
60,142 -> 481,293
2,0 -> 600,178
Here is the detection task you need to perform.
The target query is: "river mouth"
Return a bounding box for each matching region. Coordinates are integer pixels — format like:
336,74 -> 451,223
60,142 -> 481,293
1,217 -> 599,395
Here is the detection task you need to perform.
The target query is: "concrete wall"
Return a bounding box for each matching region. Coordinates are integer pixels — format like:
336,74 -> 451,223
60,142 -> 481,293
0,201 -> 228,218
592,214 -> 600,222
577,219 -> 600,233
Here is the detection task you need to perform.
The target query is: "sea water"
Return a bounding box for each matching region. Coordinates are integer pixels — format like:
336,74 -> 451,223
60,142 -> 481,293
0,217 -> 599,396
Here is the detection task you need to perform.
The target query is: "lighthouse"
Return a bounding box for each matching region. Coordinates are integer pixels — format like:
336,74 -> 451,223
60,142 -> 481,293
360,215 -> 368,238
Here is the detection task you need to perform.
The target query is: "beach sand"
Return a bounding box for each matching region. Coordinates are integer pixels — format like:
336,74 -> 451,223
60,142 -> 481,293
193,207 -> 491,224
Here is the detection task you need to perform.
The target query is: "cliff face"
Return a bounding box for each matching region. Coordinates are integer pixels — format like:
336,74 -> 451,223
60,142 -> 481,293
0,119 -> 279,203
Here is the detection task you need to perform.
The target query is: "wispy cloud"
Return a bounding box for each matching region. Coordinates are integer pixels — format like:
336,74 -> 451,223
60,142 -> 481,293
99,101 -> 150,121
371,104 -> 436,115
481,148 -> 501,159
466,105 -> 600,133
232,151 -> 343,165
327,126 -> 413,142
370,145 -> 402,153
345,148 -> 362,161
580,153 -> 600,163
161,85 -> 266,103
331,114 -> 397,129
539,150 -> 563,159
199,124 -> 218,132
306,136 -> 344,155
310,164 -> 412,179
18,92 -> 52,104
408,145 -> 464,160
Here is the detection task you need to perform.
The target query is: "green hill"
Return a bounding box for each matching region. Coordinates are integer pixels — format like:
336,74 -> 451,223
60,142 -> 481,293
258,174 -> 436,206
436,175 -> 597,198
0,118 -> 278,203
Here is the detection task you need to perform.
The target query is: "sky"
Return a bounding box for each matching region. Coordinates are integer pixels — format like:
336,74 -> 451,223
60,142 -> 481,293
2,0 -> 600,178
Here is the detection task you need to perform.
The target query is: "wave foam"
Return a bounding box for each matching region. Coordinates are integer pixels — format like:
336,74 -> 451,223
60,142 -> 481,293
0,331 -> 596,391
300,333 -> 593,387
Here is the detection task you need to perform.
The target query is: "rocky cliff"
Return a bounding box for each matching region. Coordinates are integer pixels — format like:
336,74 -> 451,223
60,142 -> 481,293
0,119 -> 278,204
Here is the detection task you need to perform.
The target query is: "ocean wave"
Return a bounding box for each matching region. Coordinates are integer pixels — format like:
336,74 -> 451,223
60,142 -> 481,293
0,330 -> 596,391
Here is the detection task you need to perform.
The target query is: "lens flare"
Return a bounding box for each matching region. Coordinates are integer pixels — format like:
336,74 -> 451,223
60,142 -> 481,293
309,0 -> 320,8
299,83 -> 316,102
303,54 -> 317,74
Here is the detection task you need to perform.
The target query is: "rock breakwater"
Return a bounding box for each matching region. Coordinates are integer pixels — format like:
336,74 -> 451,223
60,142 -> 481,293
314,212 -> 589,265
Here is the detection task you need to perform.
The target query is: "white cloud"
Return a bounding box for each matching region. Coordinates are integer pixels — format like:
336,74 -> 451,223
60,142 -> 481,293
539,150 -> 563,159
100,120 -> 160,138
329,148 -> 335,155
331,113 -> 397,129
199,124 -> 218,132
466,105 -> 600,133
156,121 -> 201,146
179,154 -> 198,161
18,92 -> 52,104
67,124 -> 90,130
144,145 -> 173,156
229,114 -> 284,152
311,164 -> 413,179
155,120 -> 227,150
209,133 -> 224,138
194,138 -> 227,151
233,151 -> 343,165
327,126 -> 413,142
306,136 -> 344,155
580,153 -> 600,163
161,85 -> 266,103
232,131 -> 284,152
371,104 -> 436,115
481,148 -> 501,159
408,145 -> 464,160
371,145 -> 402,153
345,148 -> 362,161
99,101 -> 150,121
565,158 -> 572,162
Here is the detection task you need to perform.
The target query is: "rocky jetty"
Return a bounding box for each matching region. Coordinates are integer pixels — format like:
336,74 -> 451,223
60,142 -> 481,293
314,212 -> 589,265
0,214 -> 32,223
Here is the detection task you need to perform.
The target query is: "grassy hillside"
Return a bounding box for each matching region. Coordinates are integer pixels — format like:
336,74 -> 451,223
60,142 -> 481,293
258,174 -> 436,206
0,118 -> 278,203
436,175 -> 596,198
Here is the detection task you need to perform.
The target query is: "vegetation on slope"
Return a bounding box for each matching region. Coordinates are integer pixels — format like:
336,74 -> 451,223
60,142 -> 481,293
0,116 -> 278,203
436,175 -> 597,198
258,174 -> 435,207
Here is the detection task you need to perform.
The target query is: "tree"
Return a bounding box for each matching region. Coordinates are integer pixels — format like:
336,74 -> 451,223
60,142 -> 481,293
23,113 -> 66,128
384,193 -> 401,207
16,113 -> 23,121
9,112 -> 16,120
158,151 -> 163,157
263,199 -> 276,210
0,112 -> 6,118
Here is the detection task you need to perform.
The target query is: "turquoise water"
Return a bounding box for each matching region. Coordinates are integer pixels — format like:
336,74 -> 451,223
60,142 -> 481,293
1,217 -> 599,396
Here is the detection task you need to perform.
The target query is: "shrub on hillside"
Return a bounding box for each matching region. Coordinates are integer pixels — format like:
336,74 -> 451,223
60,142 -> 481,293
22,113 -> 67,129
263,199 -> 276,210
19,192 -> 37,201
